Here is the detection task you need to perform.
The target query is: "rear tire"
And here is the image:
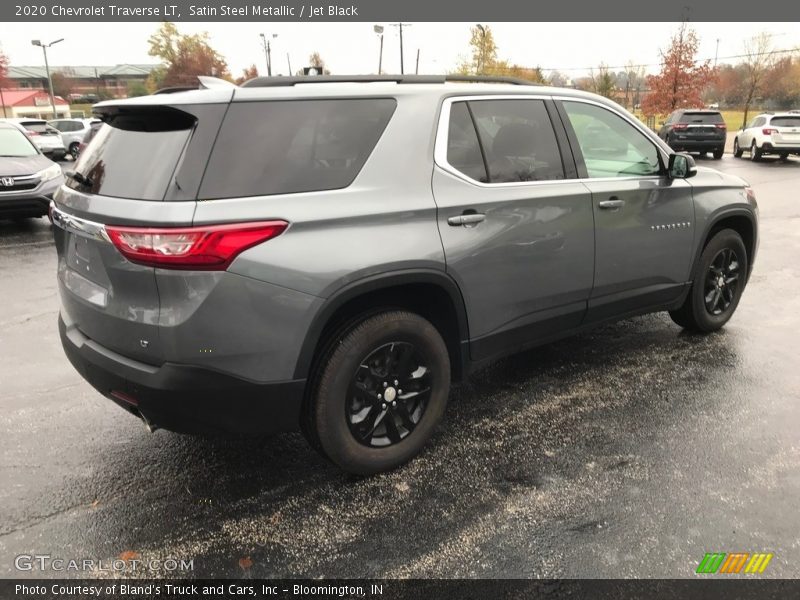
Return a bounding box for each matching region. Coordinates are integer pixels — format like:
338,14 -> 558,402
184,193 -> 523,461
733,138 -> 743,158
306,310 -> 450,475
779,153 -> 789,162
712,147 -> 724,160
750,141 -> 762,161
69,143 -> 80,160
669,229 -> 748,332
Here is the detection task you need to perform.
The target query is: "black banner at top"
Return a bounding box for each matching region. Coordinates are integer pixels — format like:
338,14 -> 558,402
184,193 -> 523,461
3,0 -> 800,22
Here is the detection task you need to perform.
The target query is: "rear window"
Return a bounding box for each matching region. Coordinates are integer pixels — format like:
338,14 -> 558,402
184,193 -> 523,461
679,112 -> 724,124
67,108 -> 195,200
21,121 -> 50,134
770,116 -> 800,127
199,99 -> 397,199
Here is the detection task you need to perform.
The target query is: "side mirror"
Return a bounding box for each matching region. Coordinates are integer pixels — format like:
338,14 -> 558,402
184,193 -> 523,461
668,153 -> 697,179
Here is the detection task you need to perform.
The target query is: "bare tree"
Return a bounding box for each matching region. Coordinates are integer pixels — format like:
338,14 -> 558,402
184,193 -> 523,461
741,32 -> 774,127
590,63 -> 616,99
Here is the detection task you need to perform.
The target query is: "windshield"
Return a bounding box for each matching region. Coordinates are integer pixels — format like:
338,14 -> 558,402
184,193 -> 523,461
0,128 -> 39,157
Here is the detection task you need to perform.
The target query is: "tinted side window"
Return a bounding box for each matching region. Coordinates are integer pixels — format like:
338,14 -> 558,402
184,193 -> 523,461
563,101 -> 661,178
446,102 -> 488,183
200,99 -> 396,199
469,99 -> 565,182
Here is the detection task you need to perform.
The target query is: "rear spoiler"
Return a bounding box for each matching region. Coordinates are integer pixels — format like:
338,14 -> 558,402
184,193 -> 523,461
154,76 -> 236,95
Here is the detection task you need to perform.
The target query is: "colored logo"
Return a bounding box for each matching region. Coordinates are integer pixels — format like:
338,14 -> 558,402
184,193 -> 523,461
696,552 -> 773,574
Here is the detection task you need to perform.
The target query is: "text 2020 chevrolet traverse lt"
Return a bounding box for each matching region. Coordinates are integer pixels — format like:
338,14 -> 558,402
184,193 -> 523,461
52,76 -> 758,474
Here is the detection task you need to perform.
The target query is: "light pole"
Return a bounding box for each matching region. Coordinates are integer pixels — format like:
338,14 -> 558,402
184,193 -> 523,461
31,38 -> 63,118
374,25 -> 384,75
260,33 -> 278,76
390,23 -> 411,74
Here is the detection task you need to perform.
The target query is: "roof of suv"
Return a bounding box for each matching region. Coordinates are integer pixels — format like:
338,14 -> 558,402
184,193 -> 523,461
93,78 -> 622,111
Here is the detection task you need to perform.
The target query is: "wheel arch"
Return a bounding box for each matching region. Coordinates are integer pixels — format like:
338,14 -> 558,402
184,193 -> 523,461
692,210 -> 757,282
293,269 -> 471,383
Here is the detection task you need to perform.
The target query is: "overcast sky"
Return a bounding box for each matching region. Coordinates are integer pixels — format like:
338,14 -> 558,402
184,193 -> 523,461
2,22 -> 798,78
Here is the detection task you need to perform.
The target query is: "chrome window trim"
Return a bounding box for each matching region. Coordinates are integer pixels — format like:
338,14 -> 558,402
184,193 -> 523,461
50,204 -> 111,243
434,94 -> 572,189
434,94 -> 671,188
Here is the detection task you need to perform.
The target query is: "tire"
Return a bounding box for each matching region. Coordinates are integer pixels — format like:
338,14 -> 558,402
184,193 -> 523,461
733,138 -> 743,158
750,141 -> 762,161
305,310 -> 450,475
669,229 -> 748,332
712,147 -> 724,160
779,153 -> 789,162
69,143 -> 80,160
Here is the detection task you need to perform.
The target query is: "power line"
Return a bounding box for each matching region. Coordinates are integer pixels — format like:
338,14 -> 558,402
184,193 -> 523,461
537,47 -> 799,74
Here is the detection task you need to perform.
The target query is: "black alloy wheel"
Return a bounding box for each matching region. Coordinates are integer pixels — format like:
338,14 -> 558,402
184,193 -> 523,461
346,342 -> 431,447
704,248 -> 740,316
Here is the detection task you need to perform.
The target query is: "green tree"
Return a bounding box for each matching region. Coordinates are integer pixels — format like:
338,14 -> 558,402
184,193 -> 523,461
147,22 -> 231,87
126,81 -> 149,98
591,63 -> 616,99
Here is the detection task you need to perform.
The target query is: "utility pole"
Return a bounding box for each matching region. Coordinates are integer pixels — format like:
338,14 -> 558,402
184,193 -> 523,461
31,38 -> 63,117
374,25 -> 384,74
390,23 -> 411,74
287,53 -> 292,76
415,49 -> 420,75
260,33 -> 277,76
714,38 -> 720,67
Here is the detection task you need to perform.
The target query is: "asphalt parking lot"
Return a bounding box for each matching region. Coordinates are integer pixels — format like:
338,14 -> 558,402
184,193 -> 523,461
1,154 -> 799,579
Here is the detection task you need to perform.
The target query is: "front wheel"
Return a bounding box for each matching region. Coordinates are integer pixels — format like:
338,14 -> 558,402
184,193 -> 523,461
69,142 -> 80,160
306,310 -> 450,475
733,138 -> 743,158
669,229 -> 748,332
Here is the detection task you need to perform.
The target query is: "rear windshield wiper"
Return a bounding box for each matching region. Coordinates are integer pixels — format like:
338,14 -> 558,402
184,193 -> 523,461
64,170 -> 94,188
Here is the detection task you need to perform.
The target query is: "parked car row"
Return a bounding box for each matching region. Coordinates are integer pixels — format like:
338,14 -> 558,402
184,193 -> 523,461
0,117 -> 101,161
658,108 -> 800,162
0,121 -> 65,219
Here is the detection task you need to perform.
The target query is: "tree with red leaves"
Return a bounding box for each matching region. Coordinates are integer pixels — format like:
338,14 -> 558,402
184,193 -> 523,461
147,22 -> 231,88
641,23 -> 715,117
235,64 -> 259,85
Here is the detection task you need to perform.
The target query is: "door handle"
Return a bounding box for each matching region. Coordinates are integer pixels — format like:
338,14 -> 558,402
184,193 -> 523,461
448,213 -> 486,226
598,198 -> 625,209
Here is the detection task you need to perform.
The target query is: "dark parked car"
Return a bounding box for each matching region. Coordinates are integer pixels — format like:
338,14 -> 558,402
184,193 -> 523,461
51,76 -> 758,474
658,109 -> 727,159
0,122 -> 64,219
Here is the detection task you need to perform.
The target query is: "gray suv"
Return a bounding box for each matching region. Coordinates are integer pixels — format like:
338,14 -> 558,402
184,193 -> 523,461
51,76 -> 758,474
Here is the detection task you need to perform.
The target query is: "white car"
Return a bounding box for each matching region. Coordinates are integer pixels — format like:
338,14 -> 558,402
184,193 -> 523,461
0,118 -> 67,160
48,118 -> 102,160
733,112 -> 800,161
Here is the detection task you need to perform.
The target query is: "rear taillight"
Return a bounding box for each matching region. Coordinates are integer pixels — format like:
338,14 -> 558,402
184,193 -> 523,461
763,128 -> 778,135
105,221 -> 288,270
715,124 -> 727,130
672,123 -> 688,130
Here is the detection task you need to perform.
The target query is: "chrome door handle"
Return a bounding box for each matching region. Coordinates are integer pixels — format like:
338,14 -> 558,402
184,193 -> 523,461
448,213 -> 486,226
598,199 -> 625,209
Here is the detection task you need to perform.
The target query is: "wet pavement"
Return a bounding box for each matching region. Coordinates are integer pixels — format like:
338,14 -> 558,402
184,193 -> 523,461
1,155 -> 799,579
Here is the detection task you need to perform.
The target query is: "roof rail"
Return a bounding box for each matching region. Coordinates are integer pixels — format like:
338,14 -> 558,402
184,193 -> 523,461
240,74 -> 541,88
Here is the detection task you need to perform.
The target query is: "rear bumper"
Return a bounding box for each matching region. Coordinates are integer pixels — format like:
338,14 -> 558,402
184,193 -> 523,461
667,138 -> 725,151
761,143 -> 800,154
59,314 -> 305,435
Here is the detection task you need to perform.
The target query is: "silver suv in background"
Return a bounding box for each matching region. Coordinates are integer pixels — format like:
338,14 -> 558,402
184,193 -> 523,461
51,76 -> 758,475
49,118 -> 102,160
